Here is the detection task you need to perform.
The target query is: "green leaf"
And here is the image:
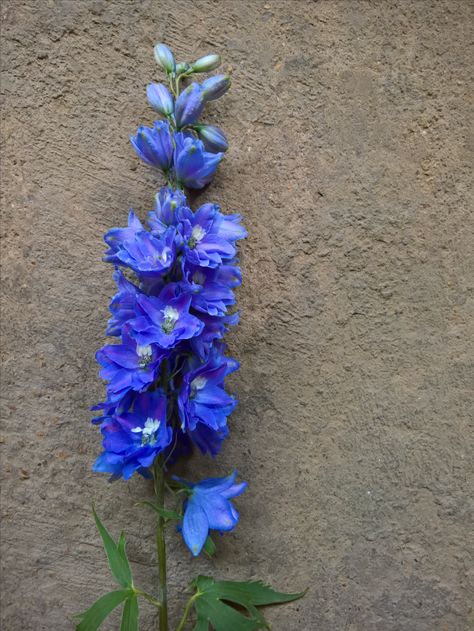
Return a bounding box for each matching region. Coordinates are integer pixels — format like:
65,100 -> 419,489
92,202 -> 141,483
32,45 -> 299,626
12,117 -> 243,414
203,536 -> 216,557
136,500 -> 181,521
120,594 -> 139,631
189,576 -> 307,631
75,589 -> 131,631
93,506 -> 133,588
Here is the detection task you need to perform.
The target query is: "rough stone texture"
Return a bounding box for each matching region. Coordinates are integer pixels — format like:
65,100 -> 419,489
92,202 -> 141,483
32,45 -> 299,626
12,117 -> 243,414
1,1 -> 473,629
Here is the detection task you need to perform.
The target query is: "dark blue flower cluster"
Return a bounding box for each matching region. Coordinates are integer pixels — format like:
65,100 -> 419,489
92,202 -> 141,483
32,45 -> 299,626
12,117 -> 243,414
94,185 -> 246,479
93,43 -> 247,555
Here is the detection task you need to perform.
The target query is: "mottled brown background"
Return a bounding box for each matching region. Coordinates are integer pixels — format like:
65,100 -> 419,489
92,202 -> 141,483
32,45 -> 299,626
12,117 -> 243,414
1,1 -> 473,629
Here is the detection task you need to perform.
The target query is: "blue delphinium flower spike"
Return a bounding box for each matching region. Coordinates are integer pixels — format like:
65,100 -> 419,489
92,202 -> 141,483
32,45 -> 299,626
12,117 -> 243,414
177,471 -> 247,556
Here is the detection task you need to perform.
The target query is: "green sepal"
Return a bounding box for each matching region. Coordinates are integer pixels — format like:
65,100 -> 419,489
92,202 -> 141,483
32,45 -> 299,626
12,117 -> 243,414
203,536 -> 217,557
135,499 -> 181,521
92,506 -> 133,588
74,589 -> 131,631
120,594 -> 139,631
189,576 -> 307,631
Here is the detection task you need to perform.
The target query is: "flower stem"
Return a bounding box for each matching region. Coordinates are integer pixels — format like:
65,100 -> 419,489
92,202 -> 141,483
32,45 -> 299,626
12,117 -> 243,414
175,593 -> 198,631
154,459 -> 168,631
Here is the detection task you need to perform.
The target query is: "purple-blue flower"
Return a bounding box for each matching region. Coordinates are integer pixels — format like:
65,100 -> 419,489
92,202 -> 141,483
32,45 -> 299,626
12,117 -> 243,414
96,327 -> 165,403
131,291 -> 203,349
148,186 -> 187,235
177,202 -> 246,268
107,269 -> 141,336
93,390 -> 173,480
178,354 -> 237,454
131,120 -> 173,170
104,212 -> 176,277
178,471 -> 247,556
179,262 -> 240,317
195,124 -> 228,152
173,132 -> 223,189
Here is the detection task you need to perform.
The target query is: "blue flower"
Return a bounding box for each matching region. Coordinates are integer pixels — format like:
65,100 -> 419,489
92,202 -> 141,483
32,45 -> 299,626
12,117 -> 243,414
131,291 -> 203,349
93,390 -> 173,480
173,132 -> 223,189
96,327 -> 165,403
201,75 -> 231,101
190,312 -> 240,360
179,262 -> 240,317
178,354 -> 237,454
178,471 -> 247,556
177,202 -> 246,268
130,120 -> 173,170
174,83 -> 206,128
104,212 -> 176,277
107,270 -> 141,336
148,186 -> 187,235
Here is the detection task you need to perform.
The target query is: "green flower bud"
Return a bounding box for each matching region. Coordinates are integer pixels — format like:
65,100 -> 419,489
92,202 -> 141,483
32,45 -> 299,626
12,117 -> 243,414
191,54 -> 221,73
154,43 -> 176,73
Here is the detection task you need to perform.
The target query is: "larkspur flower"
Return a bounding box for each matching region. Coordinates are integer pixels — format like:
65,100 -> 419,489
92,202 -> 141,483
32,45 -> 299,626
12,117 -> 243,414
179,262 -> 240,317
104,212 -> 176,277
195,124 -> 229,153
106,269 -> 141,336
178,471 -> 247,556
96,326 -> 165,403
130,120 -> 173,171
131,292 -> 203,349
148,186 -> 187,235
178,354 -> 237,454
93,390 -> 173,480
177,202 -> 246,268
146,83 -> 174,116
173,132 -> 224,189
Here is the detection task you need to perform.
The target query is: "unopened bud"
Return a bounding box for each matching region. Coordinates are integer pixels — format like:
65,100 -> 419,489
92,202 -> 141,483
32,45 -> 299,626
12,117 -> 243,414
195,124 -> 228,152
192,54 -> 221,73
146,83 -> 174,116
154,43 -> 176,73
202,75 -> 231,101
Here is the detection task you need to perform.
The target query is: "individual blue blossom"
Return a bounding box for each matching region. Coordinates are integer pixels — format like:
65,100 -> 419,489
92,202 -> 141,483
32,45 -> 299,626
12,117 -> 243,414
178,471 -> 247,556
96,327 -> 165,403
106,269 -> 141,336
202,74 -> 231,101
147,83 -> 174,116
104,212 -> 176,277
130,120 -> 173,170
174,83 -> 206,128
177,202 -> 246,268
173,132 -> 224,189
178,354 -> 237,454
93,390 -> 173,480
131,291 -> 203,349
179,262 -> 240,317
148,186 -> 187,235
195,124 -> 228,153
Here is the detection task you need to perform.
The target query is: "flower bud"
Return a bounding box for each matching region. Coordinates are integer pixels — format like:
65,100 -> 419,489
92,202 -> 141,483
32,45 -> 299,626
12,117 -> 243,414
146,83 -> 174,116
154,43 -> 176,73
195,124 -> 228,152
175,83 -> 206,128
191,54 -> 221,73
202,75 -> 231,101
176,61 -> 191,75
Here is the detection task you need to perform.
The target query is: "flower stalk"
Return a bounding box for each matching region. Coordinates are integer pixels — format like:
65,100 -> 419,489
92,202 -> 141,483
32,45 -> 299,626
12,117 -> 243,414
154,459 -> 168,631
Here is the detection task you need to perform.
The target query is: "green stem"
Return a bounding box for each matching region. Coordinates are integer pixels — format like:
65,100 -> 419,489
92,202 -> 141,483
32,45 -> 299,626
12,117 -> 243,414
154,459 -> 168,631
175,593 -> 199,631
134,588 -> 162,609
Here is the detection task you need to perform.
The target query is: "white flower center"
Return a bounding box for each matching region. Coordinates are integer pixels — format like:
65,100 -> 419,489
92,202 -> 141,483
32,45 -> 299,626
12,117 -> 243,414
131,417 -> 161,445
189,225 -> 206,248
191,376 -> 207,398
161,305 -> 179,334
137,344 -> 153,368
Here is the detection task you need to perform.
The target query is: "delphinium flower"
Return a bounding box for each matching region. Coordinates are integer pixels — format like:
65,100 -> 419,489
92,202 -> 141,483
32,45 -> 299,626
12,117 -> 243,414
80,42 -> 304,631
176,471 -> 247,556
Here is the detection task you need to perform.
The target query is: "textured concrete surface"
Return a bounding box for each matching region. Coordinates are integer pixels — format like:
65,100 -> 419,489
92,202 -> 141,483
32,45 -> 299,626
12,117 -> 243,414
1,1 -> 473,629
